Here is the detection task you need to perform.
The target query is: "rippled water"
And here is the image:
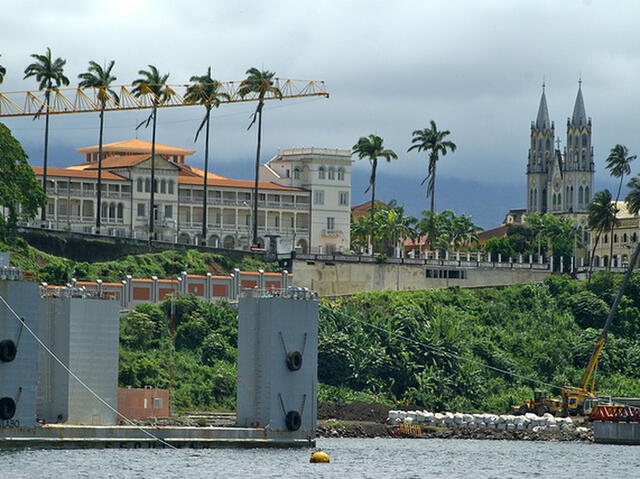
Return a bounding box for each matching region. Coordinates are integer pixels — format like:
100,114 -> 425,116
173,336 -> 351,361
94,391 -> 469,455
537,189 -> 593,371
3,438 -> 639,478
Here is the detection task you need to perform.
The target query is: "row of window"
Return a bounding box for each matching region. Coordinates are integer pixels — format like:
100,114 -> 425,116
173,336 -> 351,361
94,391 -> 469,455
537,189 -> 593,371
286,166 -> 346,181
529,186 -> 590,209
137,203 -> 173,219
313,190 -> 350,206
601,232 -> 638,244
531,135 -> 589,150
136,178 -> 175,194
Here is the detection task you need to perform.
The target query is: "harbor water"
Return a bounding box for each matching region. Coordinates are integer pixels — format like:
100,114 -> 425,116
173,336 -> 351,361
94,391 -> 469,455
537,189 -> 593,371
3,437 -> 640,478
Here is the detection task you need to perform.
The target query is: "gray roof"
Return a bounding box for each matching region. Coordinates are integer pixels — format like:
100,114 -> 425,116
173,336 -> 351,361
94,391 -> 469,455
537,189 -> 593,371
571,84 -> 587,126
536,89 -> 550,129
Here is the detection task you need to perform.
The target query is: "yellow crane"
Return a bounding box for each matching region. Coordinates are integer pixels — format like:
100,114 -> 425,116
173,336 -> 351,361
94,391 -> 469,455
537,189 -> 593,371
0,78 -> 329,117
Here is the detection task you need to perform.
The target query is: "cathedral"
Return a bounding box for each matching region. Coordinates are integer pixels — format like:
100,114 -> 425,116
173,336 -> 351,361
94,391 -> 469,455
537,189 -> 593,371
526,82 -> 594,215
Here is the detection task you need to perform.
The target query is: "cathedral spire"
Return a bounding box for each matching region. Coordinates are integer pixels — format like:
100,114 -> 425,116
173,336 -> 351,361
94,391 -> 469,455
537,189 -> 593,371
536,83 -> 551,129
571,79 -> 587,126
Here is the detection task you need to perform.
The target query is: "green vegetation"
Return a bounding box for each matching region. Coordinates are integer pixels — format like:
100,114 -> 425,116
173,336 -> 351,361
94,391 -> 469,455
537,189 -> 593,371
351,205 -> 481,255
1,235 -> 278,284
0,123 -> 46,237
120,272 -> 640,413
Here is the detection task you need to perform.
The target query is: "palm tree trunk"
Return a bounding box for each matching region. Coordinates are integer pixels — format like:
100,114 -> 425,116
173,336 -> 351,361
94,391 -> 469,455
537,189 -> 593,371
41,92 -> 50,225
430,159 -> 437,213
96,109 -> 104,235
149,107 -> 157,243
369,161 -> 377,254
609,175 -> 624,270
588,233 -> 601,281
252,102 -> 263,248
202,109 -> 210,246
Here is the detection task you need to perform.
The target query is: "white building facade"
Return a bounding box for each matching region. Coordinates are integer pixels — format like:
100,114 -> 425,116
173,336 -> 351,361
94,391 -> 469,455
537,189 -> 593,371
261,148 -> 352,253
25,140 -> 351,253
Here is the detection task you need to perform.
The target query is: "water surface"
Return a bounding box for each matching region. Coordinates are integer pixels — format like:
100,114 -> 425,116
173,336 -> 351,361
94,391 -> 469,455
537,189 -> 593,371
3,438 -> 639,478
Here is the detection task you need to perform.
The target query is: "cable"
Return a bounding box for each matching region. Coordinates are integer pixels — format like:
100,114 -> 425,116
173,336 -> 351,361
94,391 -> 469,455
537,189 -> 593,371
0,293 -> 178,450
320,303 -> 568,393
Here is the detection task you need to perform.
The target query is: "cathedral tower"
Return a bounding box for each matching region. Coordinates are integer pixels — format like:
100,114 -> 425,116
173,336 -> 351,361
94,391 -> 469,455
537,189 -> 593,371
527,85 -> 555,213
563,81 -> 594,213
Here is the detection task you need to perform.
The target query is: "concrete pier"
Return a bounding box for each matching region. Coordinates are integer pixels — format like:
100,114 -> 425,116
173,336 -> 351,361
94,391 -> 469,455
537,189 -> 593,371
592,421 -> 640,445
0,424 -> 314,449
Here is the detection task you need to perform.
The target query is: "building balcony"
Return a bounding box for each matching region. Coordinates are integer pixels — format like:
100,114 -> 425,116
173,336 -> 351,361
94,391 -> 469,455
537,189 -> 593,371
321,229 -> 343,237
177,195 -> 308,210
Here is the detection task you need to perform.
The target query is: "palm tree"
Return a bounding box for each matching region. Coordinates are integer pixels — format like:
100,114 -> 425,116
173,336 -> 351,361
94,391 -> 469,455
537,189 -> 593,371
352,134 -> 398,253
184,67 -> 230,246
0,54 -> 6,84
626,176 -> 640,269
78,60 -> 118,235
605,144 -> 636,267
132,65 -> 170,242
587,190 -> 618,276
238,68 -> 282,248
23,47 -> 70,225
408,120 -> 457,212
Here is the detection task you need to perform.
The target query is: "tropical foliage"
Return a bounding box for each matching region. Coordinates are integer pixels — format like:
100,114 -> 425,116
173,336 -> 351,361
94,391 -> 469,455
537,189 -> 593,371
587,190 -> 618,274
483,213 -> 577,270
0,54 -> 5,84
0,123 -> 46,237
119,272 -> 640,413
408,120 -> 457,212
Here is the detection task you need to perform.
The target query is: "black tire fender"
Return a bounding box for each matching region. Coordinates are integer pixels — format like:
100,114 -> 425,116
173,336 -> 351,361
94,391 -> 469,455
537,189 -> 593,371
286,351 -> 303,371
0,397 -> 16,420
0,339 -> 17,363
285,410 -> 301,431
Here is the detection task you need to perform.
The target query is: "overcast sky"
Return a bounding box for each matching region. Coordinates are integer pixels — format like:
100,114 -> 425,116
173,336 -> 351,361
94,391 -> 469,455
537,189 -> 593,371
2,0 -> 639,226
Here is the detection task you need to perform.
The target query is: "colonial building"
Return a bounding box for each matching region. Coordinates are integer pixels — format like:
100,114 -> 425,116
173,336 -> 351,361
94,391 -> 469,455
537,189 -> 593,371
260,148 -> 353,253
590,201 -> 639,269
27,140 -> 352,253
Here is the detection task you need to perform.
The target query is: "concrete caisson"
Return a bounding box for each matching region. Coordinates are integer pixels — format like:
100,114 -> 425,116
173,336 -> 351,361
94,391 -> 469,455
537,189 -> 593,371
0,280 -> 40,428
236,293 -> 318,440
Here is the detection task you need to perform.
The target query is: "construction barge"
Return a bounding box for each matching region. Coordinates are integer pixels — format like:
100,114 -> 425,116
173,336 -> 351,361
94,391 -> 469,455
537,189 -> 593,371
590,405 -> 640,445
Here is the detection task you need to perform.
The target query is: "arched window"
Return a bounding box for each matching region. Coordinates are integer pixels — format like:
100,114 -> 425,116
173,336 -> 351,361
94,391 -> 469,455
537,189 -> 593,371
144,178 -> 150,193
558,193 -> 561,209
318,167 -> 326,179
582,135 -> 588,147
328,167 -> 335,180
293,167 -> 300,179
153,179 -> 158,193
108,202 -> 115,218
161,179 -> 166,194
534,189 -> 537,207
623,233 -> 628,243
168,180 -> 174,194
337,168 -> 345,180
585,186 -> 590,202
546,139 -> 551,149
578,186 -> 584,205
614,234 -> 618,243
632,232 -> 638,243
117,203 -> 124,219
137,178 -> 143,192
101,202 -> 108,218
604,234 -> 608,244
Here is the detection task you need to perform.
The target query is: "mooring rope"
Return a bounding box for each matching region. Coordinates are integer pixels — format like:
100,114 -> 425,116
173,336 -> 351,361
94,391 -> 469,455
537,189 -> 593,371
0,294 -> 179,450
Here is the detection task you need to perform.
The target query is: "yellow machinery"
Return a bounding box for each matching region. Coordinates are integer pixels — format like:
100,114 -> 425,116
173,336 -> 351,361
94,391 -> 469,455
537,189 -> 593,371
511,390 -> 562,416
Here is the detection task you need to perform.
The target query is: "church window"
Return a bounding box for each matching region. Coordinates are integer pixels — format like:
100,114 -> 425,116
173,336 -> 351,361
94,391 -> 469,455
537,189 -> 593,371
546,139 -> 551,149
558,193 -> 562,209
582,135 -> 588,147
578,186 -> 584,205
585,186 -> 590,202
538,140 -> 542,150
568,137 -> 571,146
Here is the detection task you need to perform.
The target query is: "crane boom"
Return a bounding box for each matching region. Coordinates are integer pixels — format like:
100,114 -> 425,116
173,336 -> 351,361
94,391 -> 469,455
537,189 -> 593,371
0,78 -> 329,118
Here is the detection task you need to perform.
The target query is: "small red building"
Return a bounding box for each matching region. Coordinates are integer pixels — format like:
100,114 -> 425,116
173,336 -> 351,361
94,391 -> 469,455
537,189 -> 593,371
117,387 -> 170,421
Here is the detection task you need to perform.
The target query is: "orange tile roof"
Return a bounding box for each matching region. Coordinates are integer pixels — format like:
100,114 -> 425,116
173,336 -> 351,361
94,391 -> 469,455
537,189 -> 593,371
76,139 -> 195,156
178,175 -> 306,191
32,167 -> 126,181
83,154 -> 153,169
177,164 -> 228,180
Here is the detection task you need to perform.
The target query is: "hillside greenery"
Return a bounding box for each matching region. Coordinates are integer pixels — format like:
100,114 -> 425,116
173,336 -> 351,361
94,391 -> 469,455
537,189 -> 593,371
0,235 -> 278,284
118,271 -> 640,413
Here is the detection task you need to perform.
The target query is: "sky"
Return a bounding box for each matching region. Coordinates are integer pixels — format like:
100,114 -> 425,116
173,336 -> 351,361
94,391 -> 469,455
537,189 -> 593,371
2,0 -> 640,227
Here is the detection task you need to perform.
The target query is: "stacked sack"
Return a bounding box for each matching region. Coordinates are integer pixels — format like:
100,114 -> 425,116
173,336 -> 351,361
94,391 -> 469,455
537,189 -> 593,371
387,410 -> 575,432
